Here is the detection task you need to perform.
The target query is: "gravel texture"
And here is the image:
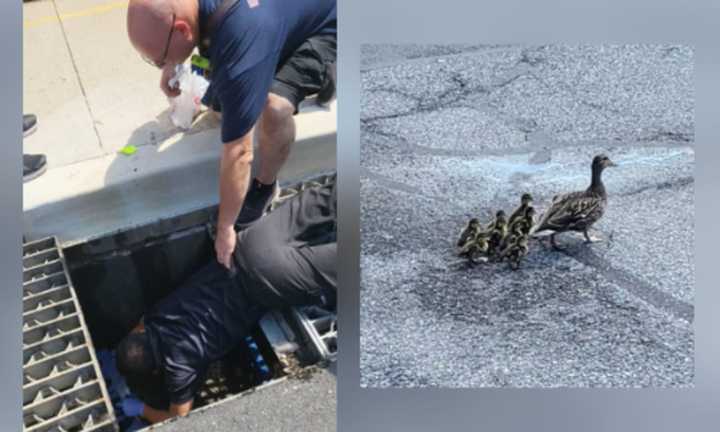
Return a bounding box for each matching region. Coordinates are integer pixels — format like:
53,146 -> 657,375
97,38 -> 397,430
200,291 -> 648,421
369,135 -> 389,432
360,44 -> 694,388
154,366 -> 336,431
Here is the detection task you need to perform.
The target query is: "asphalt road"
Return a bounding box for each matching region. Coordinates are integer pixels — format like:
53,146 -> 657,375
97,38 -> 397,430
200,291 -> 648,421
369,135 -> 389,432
360,44 -> 694,388
154,365 -> 336,431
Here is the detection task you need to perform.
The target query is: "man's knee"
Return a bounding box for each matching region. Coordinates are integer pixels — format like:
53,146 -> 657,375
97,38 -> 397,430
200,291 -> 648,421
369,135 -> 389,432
235,229 -> 278,274
261,94 -> 294,131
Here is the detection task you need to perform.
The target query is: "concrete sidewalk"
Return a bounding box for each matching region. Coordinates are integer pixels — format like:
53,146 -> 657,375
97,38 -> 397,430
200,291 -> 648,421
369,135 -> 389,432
23,0 -> 336,245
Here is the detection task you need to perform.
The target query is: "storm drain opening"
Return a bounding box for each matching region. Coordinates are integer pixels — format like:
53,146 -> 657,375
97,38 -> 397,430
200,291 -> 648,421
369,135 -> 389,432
55,173 -> 336,431
23,237 -> 117,432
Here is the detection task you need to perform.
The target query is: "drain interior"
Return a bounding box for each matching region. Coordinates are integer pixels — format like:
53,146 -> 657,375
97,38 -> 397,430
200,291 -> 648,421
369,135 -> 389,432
56,174 -> 337,431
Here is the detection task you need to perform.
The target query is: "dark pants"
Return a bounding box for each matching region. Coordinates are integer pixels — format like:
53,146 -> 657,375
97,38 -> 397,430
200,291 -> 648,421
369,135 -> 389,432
233,176 -> 337,309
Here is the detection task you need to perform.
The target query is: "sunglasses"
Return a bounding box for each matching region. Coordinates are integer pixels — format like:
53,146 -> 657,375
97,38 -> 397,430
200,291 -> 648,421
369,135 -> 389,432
142,12 -> 176,68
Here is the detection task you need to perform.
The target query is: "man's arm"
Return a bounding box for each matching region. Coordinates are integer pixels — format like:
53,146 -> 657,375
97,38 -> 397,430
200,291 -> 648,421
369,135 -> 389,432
140,401 -> 193,424
215,129 -> 255,268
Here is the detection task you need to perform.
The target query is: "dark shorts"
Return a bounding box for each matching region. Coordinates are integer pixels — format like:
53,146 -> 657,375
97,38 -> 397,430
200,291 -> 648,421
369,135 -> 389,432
270,34 -> 337,113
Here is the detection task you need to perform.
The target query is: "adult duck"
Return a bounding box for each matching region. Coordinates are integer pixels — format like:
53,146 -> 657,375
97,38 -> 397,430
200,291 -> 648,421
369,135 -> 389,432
531,154 -> 617,249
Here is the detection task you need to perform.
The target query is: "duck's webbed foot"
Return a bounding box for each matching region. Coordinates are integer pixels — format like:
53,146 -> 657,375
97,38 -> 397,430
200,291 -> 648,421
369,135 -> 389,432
470,252 -> 489,264
583,230 -> 603,243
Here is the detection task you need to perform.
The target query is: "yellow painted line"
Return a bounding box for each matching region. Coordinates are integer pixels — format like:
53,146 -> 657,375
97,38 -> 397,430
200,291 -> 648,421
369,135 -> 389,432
24,1 -> 128,29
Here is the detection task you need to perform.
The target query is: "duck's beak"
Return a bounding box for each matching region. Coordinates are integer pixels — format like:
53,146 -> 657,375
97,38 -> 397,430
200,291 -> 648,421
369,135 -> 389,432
606,159 -> 618,167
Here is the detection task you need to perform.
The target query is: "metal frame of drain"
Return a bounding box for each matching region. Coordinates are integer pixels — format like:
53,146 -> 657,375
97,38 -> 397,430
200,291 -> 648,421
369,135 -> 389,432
23,237 -> 117,432
292,306 -> 337,362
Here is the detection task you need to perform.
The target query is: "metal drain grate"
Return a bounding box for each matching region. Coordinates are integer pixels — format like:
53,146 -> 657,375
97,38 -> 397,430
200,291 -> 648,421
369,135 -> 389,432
23,237 -> 117,432
293,306 -> 337,361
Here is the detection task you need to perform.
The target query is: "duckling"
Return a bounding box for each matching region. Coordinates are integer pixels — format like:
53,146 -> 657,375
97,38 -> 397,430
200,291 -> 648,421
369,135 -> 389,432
486,210 -> 508,258
483,210 -> 507,232
502,207 -> 536,252
530,154 -> 617,250
518,207 -> 536,235
498,231 -> 518,258
507,206 -> 536,237
458,235 -> 490,263
500,235 -> 530,270
456,218 -> 481,249
508,193 -> 533,228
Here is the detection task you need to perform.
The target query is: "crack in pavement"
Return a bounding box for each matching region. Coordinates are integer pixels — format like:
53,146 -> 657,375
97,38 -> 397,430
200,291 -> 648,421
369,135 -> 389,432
361,53 -> 542,126
641,130 -> 694,143
510,47 -> 660,124
364,45 -> 693,149
51,0 -> 104,152
361,71 -> 494,125
560,246 -> 693,322
360,44 -> 517,72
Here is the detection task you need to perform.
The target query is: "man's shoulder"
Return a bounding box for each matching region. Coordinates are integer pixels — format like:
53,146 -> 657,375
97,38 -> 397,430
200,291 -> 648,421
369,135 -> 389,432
214,0 -> 280,42
210,5 -> 281,73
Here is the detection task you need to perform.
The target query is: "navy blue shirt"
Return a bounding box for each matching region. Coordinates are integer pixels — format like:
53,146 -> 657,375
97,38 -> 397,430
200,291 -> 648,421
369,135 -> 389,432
144,262 -> 264,404
198,0 -> 337,143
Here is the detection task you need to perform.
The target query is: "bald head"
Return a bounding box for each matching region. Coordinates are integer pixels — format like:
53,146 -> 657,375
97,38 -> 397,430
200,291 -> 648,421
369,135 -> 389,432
127,0 -> 198,67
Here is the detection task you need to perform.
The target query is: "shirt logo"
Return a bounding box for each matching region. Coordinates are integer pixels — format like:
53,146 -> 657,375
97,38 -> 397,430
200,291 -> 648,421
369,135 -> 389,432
247,0 -> 259,8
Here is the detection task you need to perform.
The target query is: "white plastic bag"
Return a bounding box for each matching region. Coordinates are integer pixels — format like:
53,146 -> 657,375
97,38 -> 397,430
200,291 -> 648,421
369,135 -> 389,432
168,64 -> 209,130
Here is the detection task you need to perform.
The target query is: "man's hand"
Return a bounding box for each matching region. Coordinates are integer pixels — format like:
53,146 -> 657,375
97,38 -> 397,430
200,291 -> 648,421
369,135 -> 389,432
160,64 -> 181,98
215,224 -> 237,270
141,401 -> 194,424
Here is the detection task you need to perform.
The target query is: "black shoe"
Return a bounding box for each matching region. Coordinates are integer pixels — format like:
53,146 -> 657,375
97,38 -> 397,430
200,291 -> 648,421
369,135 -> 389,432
24,154 -> 47,183
236,179 -> 279,227
23,114 -> 38,137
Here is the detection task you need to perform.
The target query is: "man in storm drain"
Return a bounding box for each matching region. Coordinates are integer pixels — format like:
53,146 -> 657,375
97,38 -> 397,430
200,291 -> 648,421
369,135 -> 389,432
113,178 -> 336,424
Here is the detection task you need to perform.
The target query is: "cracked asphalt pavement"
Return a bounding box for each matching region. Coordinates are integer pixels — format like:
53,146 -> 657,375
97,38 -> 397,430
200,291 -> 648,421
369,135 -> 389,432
360,44 -> 694,388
